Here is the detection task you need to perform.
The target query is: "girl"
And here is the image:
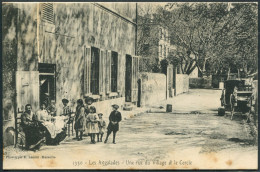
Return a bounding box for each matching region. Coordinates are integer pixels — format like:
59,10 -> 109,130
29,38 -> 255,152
86,106 -> 99,144
97,113 -> 106,142
74,99 -> 85,141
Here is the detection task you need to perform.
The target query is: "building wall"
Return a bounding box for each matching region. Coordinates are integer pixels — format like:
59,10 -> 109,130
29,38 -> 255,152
139,72 -> 166,107
188,67 -> 199,78
158,27 -> 170,61
175,74 -> 189,96
2,2 -> 137,146
39,3 -> 136,114
2,3 -> 19,146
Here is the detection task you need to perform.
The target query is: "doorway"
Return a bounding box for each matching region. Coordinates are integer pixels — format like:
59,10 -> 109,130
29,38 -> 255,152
125,55 -> 132,102
39,63 -> 56,106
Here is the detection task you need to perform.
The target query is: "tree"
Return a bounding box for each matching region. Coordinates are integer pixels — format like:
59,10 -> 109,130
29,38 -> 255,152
150,2 -> 258,75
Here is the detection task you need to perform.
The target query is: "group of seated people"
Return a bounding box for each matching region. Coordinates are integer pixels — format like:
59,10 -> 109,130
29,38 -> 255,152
20,96 -> 122,151
20,98 -> 73,151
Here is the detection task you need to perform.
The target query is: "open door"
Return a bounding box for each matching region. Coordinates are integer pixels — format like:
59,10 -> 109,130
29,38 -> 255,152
39,63 -> 56,106
16,71 -> 40,112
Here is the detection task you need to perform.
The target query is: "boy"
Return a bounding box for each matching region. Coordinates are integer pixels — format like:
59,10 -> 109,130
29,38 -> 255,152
104,104 -> 122,144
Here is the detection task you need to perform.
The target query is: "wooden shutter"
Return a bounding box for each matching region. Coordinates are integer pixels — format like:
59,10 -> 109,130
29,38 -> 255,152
84,46 -> 91,96
16,71 -> 40,112
131,56 -> 139,102
99,49 -> 105,95
106,50 -> 111,94
117,53 -> 122,96
41,3 -> 54,24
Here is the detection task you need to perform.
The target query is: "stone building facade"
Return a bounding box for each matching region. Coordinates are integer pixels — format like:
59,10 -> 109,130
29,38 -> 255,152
2,2 -> 138,146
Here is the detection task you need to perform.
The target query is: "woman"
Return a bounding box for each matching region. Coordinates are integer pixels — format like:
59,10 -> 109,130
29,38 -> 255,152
36,103 -> 66,145
74,99 -> 85,141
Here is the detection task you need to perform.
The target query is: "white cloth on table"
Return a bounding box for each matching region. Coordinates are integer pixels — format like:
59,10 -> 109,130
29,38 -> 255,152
42,116 -> 68,138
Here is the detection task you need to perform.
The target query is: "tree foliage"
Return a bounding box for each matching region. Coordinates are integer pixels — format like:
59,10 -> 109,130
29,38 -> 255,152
138,2 -> 258,75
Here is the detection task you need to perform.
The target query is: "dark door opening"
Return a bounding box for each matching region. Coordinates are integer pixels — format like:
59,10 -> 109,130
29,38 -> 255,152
125,55 -> 132,102
39,63 -> 56,106
137,79 -> 141,107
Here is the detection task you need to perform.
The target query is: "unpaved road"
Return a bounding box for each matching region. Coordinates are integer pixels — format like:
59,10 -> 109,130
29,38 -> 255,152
3,89 -> 257,169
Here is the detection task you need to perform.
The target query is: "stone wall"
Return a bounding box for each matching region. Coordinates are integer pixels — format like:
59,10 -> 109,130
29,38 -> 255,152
175,74 -> 189,95
139,73 -> 166,107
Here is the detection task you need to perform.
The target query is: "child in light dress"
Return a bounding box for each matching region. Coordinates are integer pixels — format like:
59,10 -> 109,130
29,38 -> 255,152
86,106 -> 99,144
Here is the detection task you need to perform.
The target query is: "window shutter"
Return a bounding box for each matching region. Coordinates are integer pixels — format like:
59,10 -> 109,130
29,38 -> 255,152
41,3 -> 54,24
121,54 -> 126,96
117,53 -> 122,96
132,56 -> 139,102
16,71 -> 40,112
84,46 -> 91,96
106,50 -> 111,94
99,49 -> 105,95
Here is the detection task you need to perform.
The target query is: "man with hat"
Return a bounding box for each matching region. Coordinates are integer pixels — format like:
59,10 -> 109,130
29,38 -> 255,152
104,104 -> 122,144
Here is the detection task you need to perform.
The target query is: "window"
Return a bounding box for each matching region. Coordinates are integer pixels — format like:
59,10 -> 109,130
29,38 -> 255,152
159,28 -> 163,39
41,3 -> 54,24
111,51 -> 118,92
144,27 -> 150,37
164,46 -> 167,57
91,47 -> 100,95
159,45 -> 162,56
143,44 -> 149,54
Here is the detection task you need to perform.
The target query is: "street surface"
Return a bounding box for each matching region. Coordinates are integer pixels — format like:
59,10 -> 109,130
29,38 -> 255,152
3,89 -> 257,169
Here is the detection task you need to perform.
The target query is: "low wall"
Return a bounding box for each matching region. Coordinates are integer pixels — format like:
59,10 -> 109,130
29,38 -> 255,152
175,74 -> 189,95
139,72 -> 166,107
189,76 -> 212,89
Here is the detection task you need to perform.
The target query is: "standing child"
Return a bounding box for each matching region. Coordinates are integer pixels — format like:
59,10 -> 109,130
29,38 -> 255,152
86,106 -> 99,144
104,104 -> 122,144
97,113 -> 106,142
74,99 -> 85,141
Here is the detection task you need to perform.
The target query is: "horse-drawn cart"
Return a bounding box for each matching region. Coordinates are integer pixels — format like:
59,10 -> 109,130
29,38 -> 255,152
219,79 -> 253,119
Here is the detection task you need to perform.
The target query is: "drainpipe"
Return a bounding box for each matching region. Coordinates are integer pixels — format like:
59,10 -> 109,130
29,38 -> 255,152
135,3 -> 138,56
37,3 -> 40,63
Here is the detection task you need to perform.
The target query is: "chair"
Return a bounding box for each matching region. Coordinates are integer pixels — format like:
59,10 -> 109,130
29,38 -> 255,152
66,114 -> 74,137
14,109 -> 26,149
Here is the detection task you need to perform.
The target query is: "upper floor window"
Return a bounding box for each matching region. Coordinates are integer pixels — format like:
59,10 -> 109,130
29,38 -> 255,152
41,3 -> 54,24
159,45 -> 162,56
159,28 -> 163,39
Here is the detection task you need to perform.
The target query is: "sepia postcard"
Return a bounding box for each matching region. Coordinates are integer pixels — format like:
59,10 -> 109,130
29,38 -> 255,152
2,1 -> 258,170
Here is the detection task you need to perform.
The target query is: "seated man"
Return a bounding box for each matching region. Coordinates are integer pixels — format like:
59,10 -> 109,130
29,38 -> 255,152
20,104 -> 45,150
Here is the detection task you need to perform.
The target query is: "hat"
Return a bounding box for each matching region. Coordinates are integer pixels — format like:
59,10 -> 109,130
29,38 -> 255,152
98,113 -> 103,116
112,104 -> 119,109
85,96 -> 94,103
62,99 -> 69,103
